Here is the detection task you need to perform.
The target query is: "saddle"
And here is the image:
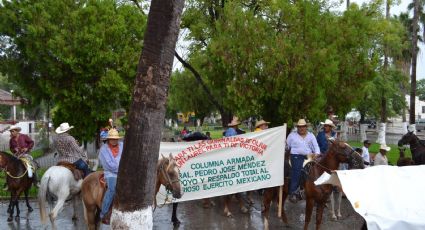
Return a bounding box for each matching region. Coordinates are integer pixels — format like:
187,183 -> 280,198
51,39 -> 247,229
19,157 -> 37,178
57,161 -> 84,181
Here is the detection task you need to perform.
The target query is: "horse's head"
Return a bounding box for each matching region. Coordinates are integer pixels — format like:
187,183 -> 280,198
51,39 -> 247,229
158,153 -> 182,199
398,131 -> 416,147
0,151 -> 12,169
328,140 -> 365,169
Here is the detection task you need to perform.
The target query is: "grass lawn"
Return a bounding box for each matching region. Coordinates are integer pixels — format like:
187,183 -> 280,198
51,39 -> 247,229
347,141 -> 408,165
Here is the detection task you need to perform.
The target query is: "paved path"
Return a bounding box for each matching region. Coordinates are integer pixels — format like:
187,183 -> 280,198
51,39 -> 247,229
0,193 -> 364,230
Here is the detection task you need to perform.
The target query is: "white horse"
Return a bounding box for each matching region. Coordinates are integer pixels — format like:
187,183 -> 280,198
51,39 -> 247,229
38,166 -> 83,229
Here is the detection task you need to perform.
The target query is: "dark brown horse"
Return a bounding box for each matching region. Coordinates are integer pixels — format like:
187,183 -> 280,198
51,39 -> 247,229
81,153 -> 182,230
397,131 -> 425,165
302,140 -> 364,230
397,147 -> 414,166
0,151 -> 34,222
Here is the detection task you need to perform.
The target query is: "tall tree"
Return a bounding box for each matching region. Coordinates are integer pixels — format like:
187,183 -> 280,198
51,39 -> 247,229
411,0 -> 420,125
112,0 -> 184,228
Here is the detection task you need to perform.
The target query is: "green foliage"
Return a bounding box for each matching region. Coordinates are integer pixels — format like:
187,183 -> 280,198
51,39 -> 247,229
178,0 -> 397,127
417,79 -> 425,100
0,0 -> 146,141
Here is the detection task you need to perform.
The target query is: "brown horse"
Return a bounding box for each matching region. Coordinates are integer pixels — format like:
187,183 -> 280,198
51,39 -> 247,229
262,150 -> 291,229
0,151 -> 34,222
302,140 -> 364,230
81,153 -> 182,230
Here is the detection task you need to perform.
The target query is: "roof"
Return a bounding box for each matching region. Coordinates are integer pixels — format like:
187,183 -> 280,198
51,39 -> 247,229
0,89 -> 27,106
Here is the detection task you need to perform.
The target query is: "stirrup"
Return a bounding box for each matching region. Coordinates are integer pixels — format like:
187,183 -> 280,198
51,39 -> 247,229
3,185 -> 8,191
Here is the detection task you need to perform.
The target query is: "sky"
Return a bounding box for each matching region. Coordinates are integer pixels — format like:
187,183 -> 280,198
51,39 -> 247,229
174,0 -> 424,79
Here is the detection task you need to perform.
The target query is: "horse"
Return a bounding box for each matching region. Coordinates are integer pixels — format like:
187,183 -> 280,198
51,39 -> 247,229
302,139 -> 364,230
397,147 -> 414,166
397,131 -> 425,165
0,151 -> 34,222
81,153 -> 182,230
38,166 -> 83,229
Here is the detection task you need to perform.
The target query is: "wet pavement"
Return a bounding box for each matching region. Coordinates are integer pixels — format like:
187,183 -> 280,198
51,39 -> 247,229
0,192 -> 365,230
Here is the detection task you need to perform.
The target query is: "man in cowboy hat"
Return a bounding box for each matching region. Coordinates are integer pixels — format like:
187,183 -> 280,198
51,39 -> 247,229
53,122 -> 91,177
316,119 -> 337,154
254,119 -> 270,132
3,125 -> 38,190
99,129 -> 123,225
286,119 -> 320,203
224,117 -> 242,137
374,144 -> 390,166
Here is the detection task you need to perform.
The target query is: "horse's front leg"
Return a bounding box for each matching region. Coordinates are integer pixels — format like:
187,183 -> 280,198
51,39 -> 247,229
336,189 -> 342,219
315,202 -> 326,230
72,197 -> 78,221
171,203 -> 180,227
303,198 -> 314,230
24,189 -> 33,212
7,193 -> 13,214
15,197 -> 20,221
330,191 -> 337,220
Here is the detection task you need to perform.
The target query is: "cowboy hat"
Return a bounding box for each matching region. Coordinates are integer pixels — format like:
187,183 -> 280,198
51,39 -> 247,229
321,119 -> 335,128
107,129 -> 122,139
55,122 -> 74,134
296,119 -> 308,127
379,144 -> 391,152
255,120 -> 270,128
9,125 -> 21,132
228,117 -> 241,127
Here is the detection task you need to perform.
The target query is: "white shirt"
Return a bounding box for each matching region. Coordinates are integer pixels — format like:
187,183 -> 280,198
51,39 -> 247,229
361,146 -> 370,167
374,152 -> 388,166
286,131 -> 320,156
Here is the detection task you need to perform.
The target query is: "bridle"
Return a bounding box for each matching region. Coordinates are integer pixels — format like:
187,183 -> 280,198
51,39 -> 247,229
0,155 -> 28,179
159,159 -> 180,192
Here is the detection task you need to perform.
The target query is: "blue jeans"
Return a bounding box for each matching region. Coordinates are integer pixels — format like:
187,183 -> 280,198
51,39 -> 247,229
289,154 -> 305,195
100,176 -> 117,218
73,158 -> 91,178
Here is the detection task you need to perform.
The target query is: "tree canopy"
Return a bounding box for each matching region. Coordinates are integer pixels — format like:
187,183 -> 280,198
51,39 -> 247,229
0,0 -> 146,141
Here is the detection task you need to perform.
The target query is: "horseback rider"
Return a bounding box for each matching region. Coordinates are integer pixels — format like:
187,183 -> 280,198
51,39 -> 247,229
316,119 -> 337,154
286,119 -> 320,203
3,125 -> 39,190
53,122 -> 92,178
99,128 -> 123,225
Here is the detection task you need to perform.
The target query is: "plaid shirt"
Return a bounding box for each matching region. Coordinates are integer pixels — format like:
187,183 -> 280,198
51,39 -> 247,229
53,133 -> 87,163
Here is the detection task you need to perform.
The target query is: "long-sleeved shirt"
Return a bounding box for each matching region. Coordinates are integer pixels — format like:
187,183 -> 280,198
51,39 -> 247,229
53,133 -> 88,163
286,131 -> 320,156
10,134 -> 34,157
361,146 -> 370,166
99,142 -> 123,178
224,127 -> 237,137
374,152 -> 388,166
316,130 -> 336,153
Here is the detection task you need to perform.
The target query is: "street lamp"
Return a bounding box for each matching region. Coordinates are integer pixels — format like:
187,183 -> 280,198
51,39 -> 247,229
10,90 -> 16,121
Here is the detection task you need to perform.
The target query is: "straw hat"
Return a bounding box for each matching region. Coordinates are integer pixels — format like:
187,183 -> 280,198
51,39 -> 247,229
228,117 -> 241,127
296,119 -> 308,127
55,122 -> 74,134
9,125 -> 21,132
255,120 -> 270,128
379,144 -> 391,152
321,119 -> 335,128
107,129 -> 121,139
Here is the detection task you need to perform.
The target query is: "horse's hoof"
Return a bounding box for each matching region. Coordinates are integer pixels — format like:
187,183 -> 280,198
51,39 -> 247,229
331,216 -> 337,221
7,217 -> 13,222
240,206 -> 249,213
15,216 -> 20,222
28,207 -> 34,212
172,219 -> 181,227
72,216 -> 78,221
225,212 -> 233,218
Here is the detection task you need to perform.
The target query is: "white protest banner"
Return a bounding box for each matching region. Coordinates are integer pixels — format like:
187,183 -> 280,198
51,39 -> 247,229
156,125 -> 286,203
315,165 -> 425,230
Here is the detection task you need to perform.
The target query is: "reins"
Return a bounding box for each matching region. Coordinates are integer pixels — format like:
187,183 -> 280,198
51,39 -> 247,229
0,154 -> 28,179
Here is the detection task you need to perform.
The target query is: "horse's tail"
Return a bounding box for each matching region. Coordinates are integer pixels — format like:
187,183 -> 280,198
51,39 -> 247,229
38,175 -> 50,224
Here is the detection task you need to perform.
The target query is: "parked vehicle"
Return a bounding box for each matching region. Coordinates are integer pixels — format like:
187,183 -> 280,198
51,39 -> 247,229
364,119 -> 376,129
416,119 -> 425,132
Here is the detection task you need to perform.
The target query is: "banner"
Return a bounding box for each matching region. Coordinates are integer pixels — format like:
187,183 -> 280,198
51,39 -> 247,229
156,125 -> 286,203
316,165 -> 425,230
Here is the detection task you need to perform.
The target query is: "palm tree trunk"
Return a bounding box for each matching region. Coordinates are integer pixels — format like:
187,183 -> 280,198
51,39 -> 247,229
111,0 -> 185,228
410,0 -> 419,127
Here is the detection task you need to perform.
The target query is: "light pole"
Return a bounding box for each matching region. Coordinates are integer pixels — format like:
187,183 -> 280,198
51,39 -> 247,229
10,89 -> 16,121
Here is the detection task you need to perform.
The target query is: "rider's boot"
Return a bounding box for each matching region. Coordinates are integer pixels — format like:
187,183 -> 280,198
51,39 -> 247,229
101,206 -> 113,225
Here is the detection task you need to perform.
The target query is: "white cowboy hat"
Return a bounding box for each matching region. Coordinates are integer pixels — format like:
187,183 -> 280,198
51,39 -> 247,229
228,117 -> 241,127
107,129 -> 122,139
55,122 -> 74,134
255,120 -> 270,128
9,125 -> 21,132
379,144 -> 391,152
321,119 -> 335,128
296,119 -> 308,127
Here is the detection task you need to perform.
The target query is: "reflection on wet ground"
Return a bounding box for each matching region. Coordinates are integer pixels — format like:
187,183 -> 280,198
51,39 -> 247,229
0,192 -> 364,230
